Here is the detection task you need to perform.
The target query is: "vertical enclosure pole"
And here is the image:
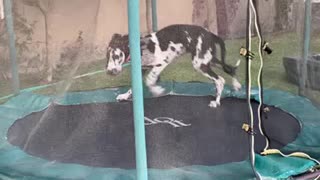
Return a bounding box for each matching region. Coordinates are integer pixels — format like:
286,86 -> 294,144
151,0 -> 158,32
127,1 -> 148,180
4,0 -> 20,94
299,0 -> 312,96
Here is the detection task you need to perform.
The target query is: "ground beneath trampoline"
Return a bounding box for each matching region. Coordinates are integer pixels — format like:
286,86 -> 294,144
7,95 -> 300,169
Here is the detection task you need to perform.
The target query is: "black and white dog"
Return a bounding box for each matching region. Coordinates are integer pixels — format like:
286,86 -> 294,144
105,24 -> 241,108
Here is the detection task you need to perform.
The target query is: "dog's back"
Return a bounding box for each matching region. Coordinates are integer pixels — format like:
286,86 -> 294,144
145,25 -> 226,66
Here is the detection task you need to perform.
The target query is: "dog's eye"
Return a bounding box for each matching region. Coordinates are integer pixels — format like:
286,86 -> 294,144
120,53 -> 123,57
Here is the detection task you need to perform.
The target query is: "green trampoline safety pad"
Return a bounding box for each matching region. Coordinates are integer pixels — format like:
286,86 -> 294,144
0,82 -> 319,180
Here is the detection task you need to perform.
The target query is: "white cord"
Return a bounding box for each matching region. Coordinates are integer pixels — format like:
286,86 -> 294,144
0,0 -> 4,20
249,0 -> 270,152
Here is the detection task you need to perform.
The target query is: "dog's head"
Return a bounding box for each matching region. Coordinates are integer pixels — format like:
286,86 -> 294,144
105,34 -> 130,75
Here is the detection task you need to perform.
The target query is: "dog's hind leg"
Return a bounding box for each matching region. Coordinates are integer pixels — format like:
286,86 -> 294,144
211,57 -> 242,91
231,59 -> 242,91
193,61 -> 225,108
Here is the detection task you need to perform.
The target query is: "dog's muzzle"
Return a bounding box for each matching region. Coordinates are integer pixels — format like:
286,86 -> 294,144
106,68 -> 120,76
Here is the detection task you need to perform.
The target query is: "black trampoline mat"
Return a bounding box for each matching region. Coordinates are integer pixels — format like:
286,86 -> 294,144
7,95 -> 301,169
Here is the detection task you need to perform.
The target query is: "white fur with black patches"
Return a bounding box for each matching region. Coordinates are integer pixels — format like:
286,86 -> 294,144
106,48 -> 125,74
232,59 -> 242,91
116,89 -> 132,101
106,24 -> 242,108
209,76 -> 225,108
232,77 -> 242,91
184,31 -> 192,43
143,34 -> 186,96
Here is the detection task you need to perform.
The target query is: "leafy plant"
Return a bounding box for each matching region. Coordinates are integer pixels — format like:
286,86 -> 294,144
23,0 -> 52,81
0,0 -> 36,80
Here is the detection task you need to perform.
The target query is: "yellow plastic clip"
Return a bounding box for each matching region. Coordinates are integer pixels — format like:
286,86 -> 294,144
239,47 -> 255,59
262,149 -> 314,159
261,149 -> 281,155
242,123 -> 250,132
239,47 -> 248,56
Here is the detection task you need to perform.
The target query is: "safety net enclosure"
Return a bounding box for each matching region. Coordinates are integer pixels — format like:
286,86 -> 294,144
0,0 -> 320,180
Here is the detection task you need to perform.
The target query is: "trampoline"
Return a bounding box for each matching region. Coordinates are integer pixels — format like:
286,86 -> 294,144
1,82 -> 320,180
1,0 -> 320,179
7,95 -> 300,169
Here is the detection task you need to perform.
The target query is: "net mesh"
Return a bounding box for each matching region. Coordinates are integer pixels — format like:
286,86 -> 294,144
0,0 -> 319,179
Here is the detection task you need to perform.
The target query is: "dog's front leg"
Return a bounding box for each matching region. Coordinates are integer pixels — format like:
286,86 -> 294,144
116,89 -> 132,101
115,69 -> 148,101
116,65 -> 167,101
145,64 -> 168,96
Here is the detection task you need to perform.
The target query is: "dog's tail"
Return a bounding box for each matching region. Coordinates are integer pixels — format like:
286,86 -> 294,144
214,36 -> 241,77
221,59 -> 241,77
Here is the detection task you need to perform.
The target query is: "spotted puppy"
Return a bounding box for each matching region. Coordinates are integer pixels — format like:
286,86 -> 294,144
105,24 -> 241,108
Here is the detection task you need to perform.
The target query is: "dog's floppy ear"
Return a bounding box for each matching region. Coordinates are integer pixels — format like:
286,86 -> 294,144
120,35 -> 129,44
111,33 -> 122,40
108,33 -> 123,47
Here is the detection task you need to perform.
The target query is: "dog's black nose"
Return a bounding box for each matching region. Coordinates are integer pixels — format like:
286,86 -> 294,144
106,69 -> 118,75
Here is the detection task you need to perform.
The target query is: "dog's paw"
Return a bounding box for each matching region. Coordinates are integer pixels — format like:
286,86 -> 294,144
232,78 -> 242,91
116,93 -> 132,101
208,101 -> 220,108
150,86 -> 165,97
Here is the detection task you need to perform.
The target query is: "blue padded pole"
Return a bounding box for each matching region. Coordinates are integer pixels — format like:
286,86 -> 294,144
299,0 -> 312,96
127,1 -> 148,180
151,0 -> 158,32
4,0 -> 20,94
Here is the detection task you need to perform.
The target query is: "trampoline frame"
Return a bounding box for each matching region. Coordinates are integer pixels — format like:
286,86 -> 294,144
0,82 -> 319,180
